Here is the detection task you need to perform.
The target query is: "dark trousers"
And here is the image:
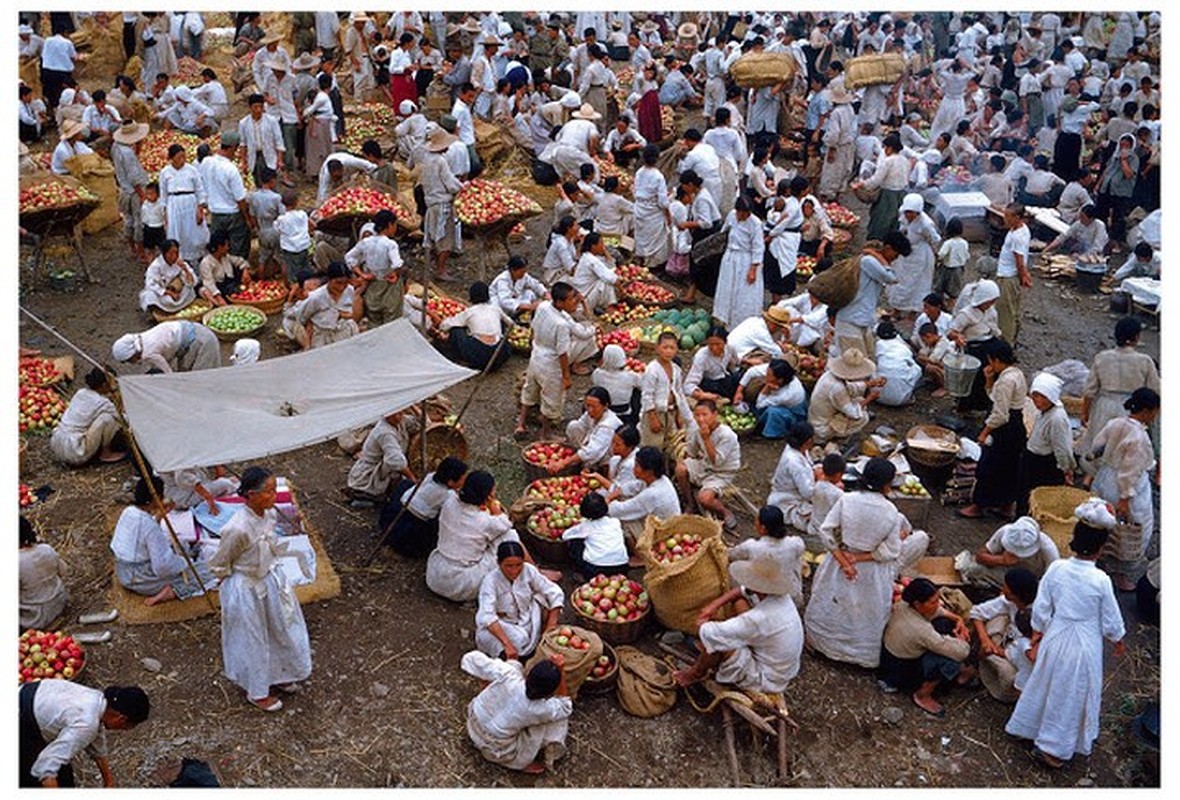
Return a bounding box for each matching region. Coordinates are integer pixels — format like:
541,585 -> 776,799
21,682 -> 75,788
123,20 -> 137,60
379,478 -> 441,557
1094,191 -> 1133,244
209,211 -> 251,259
448,328 -> 509,372
1017,450 -> 1064,517
40,68 -> 71,111
1053,131 -> 1082,182
568,539 -> 629,580
972,411 -> 1028,509
20,121 -> 41,144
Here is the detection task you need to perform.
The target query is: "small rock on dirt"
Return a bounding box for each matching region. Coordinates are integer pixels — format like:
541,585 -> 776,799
1076,778 -> 1096,787
370,682 -> 390,698
140,657 -> 162,673
882,707 -> 904,725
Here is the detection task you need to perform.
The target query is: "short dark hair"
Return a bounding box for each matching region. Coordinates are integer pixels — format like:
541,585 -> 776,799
20,517 -> 37,547
882,229 -> 913,257
248,93 -> 265,106
551,281 -> 575,303
757,505 -> 787,538
104,686 -> 151,724
918,322 -> 939,337
767,358 -> 796,385
615,424 -> 641,449
580,491 -> 608,520
1003,568 -> 1039,606
635,445 -> 665,477
944,217 -> 963,237
458,470 -> 495,506
373,208 -> 397,231
468,281 -> 490,304
240,466 -> 274,495
785,420 -> 813,449
433,456 -> 468,484
525,659 -> 561,699
901,577 -> 939,605
208,229 -> 230,252
821,452 -> 845,477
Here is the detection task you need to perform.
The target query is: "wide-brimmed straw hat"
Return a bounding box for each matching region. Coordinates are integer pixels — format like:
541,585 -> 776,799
762,306 -> 793,327
291,52 -> 321,72
641,21 -> 660,33
829,86 -> 854,105
349,12 -> 370,24
60,119 -> 87,139
828,348 -> 876,381
677,23 -> 699,40
112,120 -> 150,145
729,558 -> 793,596
572,103 -> 602,120
427,128 -> 457,152
260,31 -> 283,45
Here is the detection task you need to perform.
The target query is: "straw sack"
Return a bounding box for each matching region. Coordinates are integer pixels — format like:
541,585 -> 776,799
637,514 -> 729,635
525,625 -> 604,699
845,53 -> 908,89
64,153 -> 119,234
730,51 -> 797,89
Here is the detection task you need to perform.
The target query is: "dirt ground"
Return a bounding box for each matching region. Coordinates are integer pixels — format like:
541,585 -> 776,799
17,34 -> 1160,789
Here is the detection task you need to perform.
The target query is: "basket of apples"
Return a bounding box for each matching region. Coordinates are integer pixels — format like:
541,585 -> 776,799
19,386 -> 66,435
507,325 -> 532,355
615,263 -> 654,283
152,298 -> 213,324
527,625 -> 604,698
784,345 -> 827,391
599,302 -> 655,328
621,281 -> 677,308
579,641 -> 619,696
454,179 -> 543,231
229,279 -> 288,315
19,630 -> 85,684
597,328 -> 640,357
524,475 -> 598,509
523,505 -> 582,564
18,357 -> 66,389
624,357 -> 646,374
521,440 -> 579,482
830,227 -> 854,250
822,202 -> 860,229
795,255 -> 817,279
571,574 -> 651,644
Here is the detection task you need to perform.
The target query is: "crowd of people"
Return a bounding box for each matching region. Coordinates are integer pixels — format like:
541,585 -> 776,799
18,8 -> 1161,786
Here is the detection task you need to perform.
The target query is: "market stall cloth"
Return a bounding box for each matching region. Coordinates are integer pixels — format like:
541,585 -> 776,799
108,481 -> 342,625
119,319 -> 476,472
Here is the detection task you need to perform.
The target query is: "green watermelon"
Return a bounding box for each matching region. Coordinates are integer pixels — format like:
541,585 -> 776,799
680,334 -> 695,349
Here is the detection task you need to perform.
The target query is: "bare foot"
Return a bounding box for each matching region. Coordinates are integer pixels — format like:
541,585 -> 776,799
522,762 -> 546,775
932,388 -> 948,398
673,667 -> 704,687
144,586 -> 177,606
571,363 -> 593,376
912,693 -> 945,717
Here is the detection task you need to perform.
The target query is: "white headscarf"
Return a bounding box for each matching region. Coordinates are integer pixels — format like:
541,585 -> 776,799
231,338 -> 261,366
1074,497 -> 1117,530
900,193 -> 924,214
398,100 -> 417,116
967,279 -> 1001,306
112,334 -> 141,362
600,344 -> 626,371
998,517 -> 1042,558
1029,372 -> 1063,406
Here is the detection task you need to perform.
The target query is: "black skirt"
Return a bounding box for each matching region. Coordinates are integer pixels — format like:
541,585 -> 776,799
763,248 -> 797,297
379,479 -> 441,558
1018,450 -> 1064,515
972,410 -> 1028,509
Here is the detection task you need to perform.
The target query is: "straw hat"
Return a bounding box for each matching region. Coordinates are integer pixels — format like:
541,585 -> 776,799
291,52 -> 321,72
427,127 -> 457,152
641,21 -> 660,34
460,19 -> 482,34
828,348 -> 876,381
59,119 -> 87,139
677,22 -> 699,40
729,558 -> 793,596
349,12 -> 370,24
978,654 -> 1020,703
1029,372 -> 1063,406
260,31 -> 283,46
829,86 -> 854,105
762,306 -> 793,327
112,120 -> 150,145
572,103 -> 602,120
479,34 -> 503,47
998,517 -> 1042,558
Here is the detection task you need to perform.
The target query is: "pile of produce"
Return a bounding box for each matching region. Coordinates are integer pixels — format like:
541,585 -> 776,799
615,263 -> 653,282
831,227 -> 853,247
550,625 -> 594,650
19,484 -> 37,508
18,386 -> 65,434
204,305 -> 265,335
661,106 -> 675,138
523,441 -> 576,469
339,118 -> 387,154
822,202 -> 860,228
649,530 -> 706,564
454,179 -> 542,227
174,56 -> 213,87
354,101 -> 399,125
895,474 -> 931,498
588,648 -> 615,680
19,181 -> 98,214
229,279 -> 286,305
18,358 -> 63,387
507,325 -> 532,353
796,255 -> 817,278
634,322 -> 682,349
165,299 -> 213,321
718,405 -> 757,434
138,130 -> 205,176
934,165 -> 973,187
19,630 -> 85,683
784,345 -> 827,383
426,294 -> 467,319
314,187 -> 415,227
597,328 -> 640,355
592,157 -> 633,195
527,505 -> 583,540
571,575 -> 649,623
648,307 -> 712,349
599,302 -> 656,326
621,281 -> 676,306
525,475 -> 598,508
624,357 -> 646,374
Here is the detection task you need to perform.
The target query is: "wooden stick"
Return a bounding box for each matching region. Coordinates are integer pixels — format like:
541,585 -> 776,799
777,716 -> 789,779
721,703 -> 742,788
726,698 -> 777,736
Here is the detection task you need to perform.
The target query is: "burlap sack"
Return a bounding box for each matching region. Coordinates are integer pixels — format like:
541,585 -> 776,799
64,153 -> 119,235
637,515 -> 728,635
525,625 -> 603,700
845,53 -> 908,90
615,645 -> 678,717
19,57 -> 41,97
730,52 -> 797,89
474,119 -> 513,167
806,251 -> 866,308
938,587 -> 973,620
74,17 -> 129,82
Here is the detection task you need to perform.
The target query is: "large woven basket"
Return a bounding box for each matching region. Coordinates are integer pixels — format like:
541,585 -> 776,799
407,423 -> 469,478
523,524 -> 570,566
730,51 -> 797,88
152,298 -> 213,324
573,602 -> 650,645
521,440 -> 579,482
1029,486 -> 1093,555
579,641 -> 619,696
201,304 -> 266,342
845,52 -> 908,89
905,425 -> 960,469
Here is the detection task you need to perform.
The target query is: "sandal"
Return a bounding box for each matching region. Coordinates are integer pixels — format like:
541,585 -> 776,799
911,693 -> 945,718
249,696 -> 284,712
1028,746 -> 1064,770
956,506 -> 984,519
521,762 -> 546,775
79,609 -> 119,625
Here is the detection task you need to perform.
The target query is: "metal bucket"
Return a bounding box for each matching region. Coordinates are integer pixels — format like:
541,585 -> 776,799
942,352 -> 981,398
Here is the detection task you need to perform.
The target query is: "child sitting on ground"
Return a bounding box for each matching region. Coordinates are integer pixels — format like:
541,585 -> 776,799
968,567 -> 1039,703
561,492 -> 630,579
805,453 -> 845,553
915,322 -> 955,397
592,345 -> 642,426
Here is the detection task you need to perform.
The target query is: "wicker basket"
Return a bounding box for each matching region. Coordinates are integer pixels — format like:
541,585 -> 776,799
620,281 -> 678,309
523,523 -> 571,566
521,440 -> 579,482
573,603 -> 650,645
1103,522 -> 1146,563
637,515 -> 728,635
201,304 -> 266,341
152,298 -> 214,324
579,641 -> 619,696
228,281 -> 289,315
905,425 -> 960,470
407,423 -> 469,478
1061,394 -> 1084,418
1029,486 -> 1093,555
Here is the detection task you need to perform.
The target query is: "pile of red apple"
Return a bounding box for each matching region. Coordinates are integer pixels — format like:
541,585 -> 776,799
591,158 -> 632,195
340,118 -> 387,155
796,255 -> 817,278
507,326 -> 532,353
523,440 -> 576,467
652,531 -> 704,564
18,358 -> 63,387
550,625 -> 593,651
356,102 -> 398,126
174,56 -> 211,87
822,202 -> 860,229
455,179 -> 543,228
19,386 -> 65,434
934,165 -> 973,187
615,263 -> 653,283
597,328 -> 639,356
785,344 -> 826,381
229,279 -> 285,304
138,130 -> 205,176
19,630 -> 85,683
527,505 -> 582,540
315,187 -> 414,227
587,648 -> 615,680
622,281 -> 675,306
599,302 -> 655,326
571,574 -> 649,623
19,181 -> 99,215
19,484 -> 37,508
525,475 -> 597,508
427,295 -> 467,320
625,357 -> 646,374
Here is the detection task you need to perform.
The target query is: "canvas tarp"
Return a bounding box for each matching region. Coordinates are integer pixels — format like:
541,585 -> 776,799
119,319 -> 476,471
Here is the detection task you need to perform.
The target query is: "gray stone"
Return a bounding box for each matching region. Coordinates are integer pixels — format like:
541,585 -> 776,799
1076,778 -> 1095,788
881,707 -> 905,725
140,657 -> 162,673
370,682 -> 390,698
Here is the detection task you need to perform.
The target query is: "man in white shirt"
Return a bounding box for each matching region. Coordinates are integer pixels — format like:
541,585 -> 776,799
994,204 -> 1031,346
261,59 -> 299,177
517,284 -> 581,440
316,151 -> 378,205
1056,169 -> 1097,225
81,90 -> 122,150
490,255 -> 548,319
39,30 -> 77,111
159,86 -> 216,137
451,84 -> 479,172
344,208 -> 404,327
202,132 -> 254,259
237,93 -> 288,189
194,69 -> 230,122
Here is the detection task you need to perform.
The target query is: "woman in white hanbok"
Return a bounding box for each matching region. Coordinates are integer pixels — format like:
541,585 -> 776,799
766,423 -> 817,533
426,472 -> 522,603
886,194 -> 941,316
158,145 -> 208,264
475,542 -> 564,660
569,233 -> 618,312
930,59 -> 971,141
461,650 -> 572,774
285,263 -> 362,349
138,239 -> 197,314
632,146 -> 671,267
712,199 -> 766,328
209,467 -> 312,712
48,368 -> 126,466
804,458 -> 903,668
1005,500 -> 1126,768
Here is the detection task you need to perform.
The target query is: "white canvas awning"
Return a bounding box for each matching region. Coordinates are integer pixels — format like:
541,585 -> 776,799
119,319 -> 476,471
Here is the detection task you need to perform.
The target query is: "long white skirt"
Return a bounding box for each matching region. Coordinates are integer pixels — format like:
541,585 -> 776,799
1092,466 -> 1153,560
475,605 -> 544,658
426,530 -> 520,603
467,704 -> 569,770
804,555 -> 894,668
713,249 -> 764,328
931,96 -> 966,141
886,241 -> 935,313
219,570 -> 312,700
165,193 -> 210,264
633,199 -> 670,263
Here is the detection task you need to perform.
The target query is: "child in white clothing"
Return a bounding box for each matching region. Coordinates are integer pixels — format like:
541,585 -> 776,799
562,492 -> 629,578
140,182 -> 167,258
935,217 -> 970,300
666,186 -> 692,278
274,189 -> 314,282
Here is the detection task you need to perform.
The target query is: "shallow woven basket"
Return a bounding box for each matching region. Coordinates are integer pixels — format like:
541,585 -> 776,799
523,524 -> 571,566
573,602 -> 650,645
152,298 -> 213,324
579,641 -> 619,696
905,425 -> 960,470
521,440 -> 579,482
1029,486 -> 1093,555
201,304 -> 266,342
